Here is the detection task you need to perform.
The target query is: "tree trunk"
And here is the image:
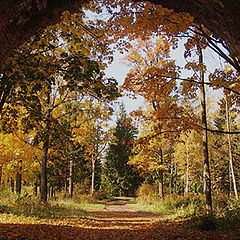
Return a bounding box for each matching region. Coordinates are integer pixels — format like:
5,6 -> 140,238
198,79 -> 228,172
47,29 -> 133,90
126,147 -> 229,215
158,149 -> 164,199
91,155 -> 95,196
170,158 -> 174,195
64,180 -> 67,200
16,171 -> 22,194
40,134 -> 49,203
11,178 -> 14,192
185,138 -> 189,196
198,45 -> 212,215
40,89 -> 51,204
0,165 -> 2,187
225,98 -> 238,199
69,159 -> 73,198
51,186 -> 54,198
174,161 -> 177,194
34,181 -> 38,196
229,164 -> 232,198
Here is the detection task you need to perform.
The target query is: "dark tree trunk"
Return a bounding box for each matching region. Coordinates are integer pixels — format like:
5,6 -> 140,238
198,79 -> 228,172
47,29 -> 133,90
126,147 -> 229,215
158,149 -> 164,199
91,155 -> 95,196
198,45 -> 212,215
40,89 -> 51,204
0,165 -> 2,187
11,178 -> 14,192
174,162 -> 178,194
170,158 -> 174,195
16,171 -> 22,194
51,186 -> 54,198
40,134 -> 49,203
69,159 -> 73,198
64,180 -> 67,200
34,181 -> 38,196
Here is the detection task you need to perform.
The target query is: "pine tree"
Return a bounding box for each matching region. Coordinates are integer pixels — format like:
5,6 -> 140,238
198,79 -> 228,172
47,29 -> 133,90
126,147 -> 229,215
102,105 -> 142,197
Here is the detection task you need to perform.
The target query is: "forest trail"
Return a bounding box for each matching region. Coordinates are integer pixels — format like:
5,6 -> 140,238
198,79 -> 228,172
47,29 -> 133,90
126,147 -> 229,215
1,202 -> 240,240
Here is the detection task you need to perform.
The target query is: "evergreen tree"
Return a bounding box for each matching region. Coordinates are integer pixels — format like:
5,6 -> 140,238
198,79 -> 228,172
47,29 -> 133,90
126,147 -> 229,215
102,105 -> 142,197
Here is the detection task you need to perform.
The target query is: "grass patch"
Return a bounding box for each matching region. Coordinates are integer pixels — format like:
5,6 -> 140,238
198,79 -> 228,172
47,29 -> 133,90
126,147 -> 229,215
0,190 -> 103,219
131,195 -> 204,217
52,199 -> 105,211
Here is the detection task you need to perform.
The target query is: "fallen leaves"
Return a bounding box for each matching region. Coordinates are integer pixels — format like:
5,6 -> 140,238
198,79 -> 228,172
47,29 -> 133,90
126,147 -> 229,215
1,209 -> 240,239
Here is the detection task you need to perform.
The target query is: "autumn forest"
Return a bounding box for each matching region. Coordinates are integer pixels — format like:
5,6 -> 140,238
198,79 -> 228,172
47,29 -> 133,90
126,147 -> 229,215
0,0 -> 240,239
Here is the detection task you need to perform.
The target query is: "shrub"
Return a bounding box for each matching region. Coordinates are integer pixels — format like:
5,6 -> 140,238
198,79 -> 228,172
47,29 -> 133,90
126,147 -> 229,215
187,215 -> 218,231
136,184 -> 159,204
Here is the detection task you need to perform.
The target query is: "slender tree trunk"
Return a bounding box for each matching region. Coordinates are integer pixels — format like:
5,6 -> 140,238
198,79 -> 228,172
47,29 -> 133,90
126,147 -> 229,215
91,155 -> 95,196
158,149 -> 164,199
68,142 -> 74,198
16,171 -> 22,194
198,45 -> 212,215
0,165 -> 2,187
64,181 -> 67,200
34,181 -> 38,196
69,159 -> 73,198
170,158 -> 174,195
51,186 -> 54,198
40,89 -> 51,204
225,98 -> 238,199
11,178 -> 14,192
229,164 -> 232,198
174,161 -> 177,194
41,134 -> 49,203
185,138 -> 189,196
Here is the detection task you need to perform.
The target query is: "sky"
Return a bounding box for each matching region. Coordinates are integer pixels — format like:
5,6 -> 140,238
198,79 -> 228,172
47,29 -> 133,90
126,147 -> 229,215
104,51 -> 145,115
104,39 -> 223,119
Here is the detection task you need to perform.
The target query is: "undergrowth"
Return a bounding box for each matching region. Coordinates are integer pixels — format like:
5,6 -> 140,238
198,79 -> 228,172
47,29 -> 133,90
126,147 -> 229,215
134,184 -> 240,230
0,189 -> 91,219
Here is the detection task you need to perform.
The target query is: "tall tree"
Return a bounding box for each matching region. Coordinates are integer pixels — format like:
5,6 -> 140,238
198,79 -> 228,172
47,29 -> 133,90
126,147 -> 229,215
0,12 -> 119,203
102,105 -> 141,197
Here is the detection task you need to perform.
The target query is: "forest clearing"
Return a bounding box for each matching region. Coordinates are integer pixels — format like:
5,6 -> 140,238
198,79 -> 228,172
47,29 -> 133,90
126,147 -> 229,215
0,0 -> 240,239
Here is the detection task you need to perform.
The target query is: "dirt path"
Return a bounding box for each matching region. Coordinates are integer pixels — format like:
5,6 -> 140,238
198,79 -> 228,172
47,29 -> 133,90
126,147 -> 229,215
1,202 -> 240,239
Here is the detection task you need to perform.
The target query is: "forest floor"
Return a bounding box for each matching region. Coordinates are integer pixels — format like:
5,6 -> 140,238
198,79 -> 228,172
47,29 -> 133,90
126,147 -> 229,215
0,200 -> 240,240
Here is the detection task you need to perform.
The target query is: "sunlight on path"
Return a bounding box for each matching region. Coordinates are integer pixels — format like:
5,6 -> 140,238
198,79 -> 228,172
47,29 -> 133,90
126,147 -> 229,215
1,205 -> 240,240
83,208 -> 164,230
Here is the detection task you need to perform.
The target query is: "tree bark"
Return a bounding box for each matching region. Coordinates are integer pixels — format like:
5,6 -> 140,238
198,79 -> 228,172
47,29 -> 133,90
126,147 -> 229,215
158,149 -> 164,199
41,136 -> 49,203
64,180 -> 67,200
185,138 -> 189,196
69,159 -> 73,198
91,155 -> 96,196
40,89 -> 51,204
174,161 -> 177,194
170,158 -> 174,194
34,181 -> 38,196
11,178 -> 14,192
0,165 -> 2,187
16,159 -> 22,195
225,98 -> 238,199
198,45 -> 212,215
51,186 -> 54,198
16,171 -> 22,194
